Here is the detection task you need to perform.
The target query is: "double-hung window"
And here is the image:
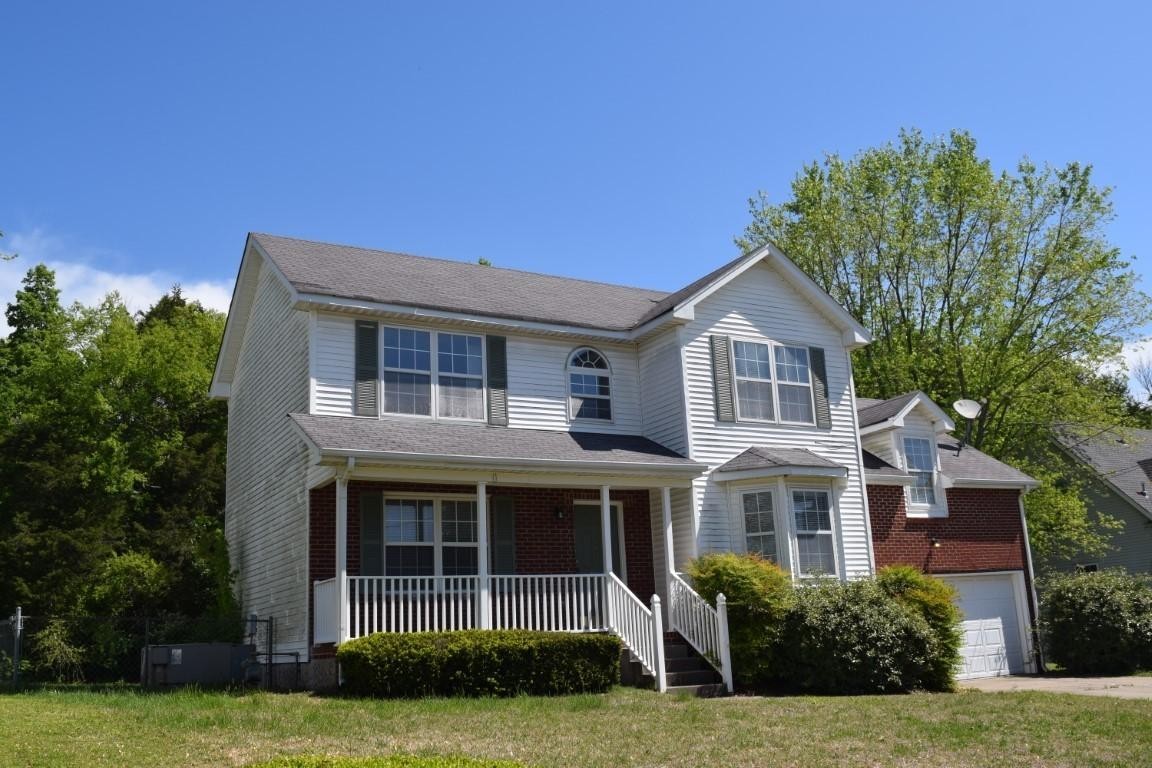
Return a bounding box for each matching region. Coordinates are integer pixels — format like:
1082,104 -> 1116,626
380,326 -> 485,420
791,489 -> 836,577
742,490 -> 778,562
903,436 -> 939,510
362,495 -> 479,577
774,346 -> 814,424
738,486 -> 838,577
732,341 -> 774,421
568,348 -> 612,421
731,339 -> 815,425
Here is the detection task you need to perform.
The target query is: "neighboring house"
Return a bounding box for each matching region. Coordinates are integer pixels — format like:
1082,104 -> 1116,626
857,392 -> 1040,679
211,233 -> 1037,689
1049,426 -> 1152,574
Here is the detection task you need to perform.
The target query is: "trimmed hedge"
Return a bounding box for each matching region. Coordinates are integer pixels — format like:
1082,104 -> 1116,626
337,629 -> 621,698
1041,569 -> 1152,674
686,552 -> 793,688
248,757 -> 524,768
877,565 -> 962,691
252,755 -> 527,768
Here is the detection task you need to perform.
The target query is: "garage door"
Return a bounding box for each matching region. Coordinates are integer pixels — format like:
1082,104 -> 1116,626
940,574 -> 1027,680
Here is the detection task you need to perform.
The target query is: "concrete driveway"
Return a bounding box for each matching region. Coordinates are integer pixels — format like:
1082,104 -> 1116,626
964,675 -> 1152,699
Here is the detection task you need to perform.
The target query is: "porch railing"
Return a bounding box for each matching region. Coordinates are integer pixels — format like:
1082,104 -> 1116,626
318,573 -> 670,691
489,574 -> 607,631
349,576 -> 481,635
313,577 -> 339,644
668,572 -> 733,692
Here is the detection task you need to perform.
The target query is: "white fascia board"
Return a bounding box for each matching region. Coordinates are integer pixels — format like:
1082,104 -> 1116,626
712,465 -> 849,483
314,447 -> 707,476
858,392 -> 956,435
294,293 -> 642,342
864,472 -> 915,486
210,239 -> 262,398
946,477 -> 1040,490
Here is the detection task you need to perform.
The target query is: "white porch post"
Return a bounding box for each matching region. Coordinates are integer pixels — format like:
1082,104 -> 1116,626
661,486 -> 675,593
336,472 -> 349,644
476,481 -> 490,629
600,485 -> 613,576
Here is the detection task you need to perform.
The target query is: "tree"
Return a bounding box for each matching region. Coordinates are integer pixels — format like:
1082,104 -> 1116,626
0,268 -> 233,623
739,130 -> 1150,561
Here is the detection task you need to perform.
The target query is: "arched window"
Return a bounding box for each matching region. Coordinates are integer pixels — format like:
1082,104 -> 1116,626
567,347 -> 612,421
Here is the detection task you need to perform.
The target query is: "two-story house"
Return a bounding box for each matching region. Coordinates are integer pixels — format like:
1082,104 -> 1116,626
211,233 -> 1037,690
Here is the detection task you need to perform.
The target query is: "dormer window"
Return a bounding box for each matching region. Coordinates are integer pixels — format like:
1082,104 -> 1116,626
568,348 -> 612,421
903,436 -> 938,507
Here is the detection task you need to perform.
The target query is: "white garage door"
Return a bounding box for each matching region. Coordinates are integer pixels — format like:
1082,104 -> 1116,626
940,573 -> 1027,680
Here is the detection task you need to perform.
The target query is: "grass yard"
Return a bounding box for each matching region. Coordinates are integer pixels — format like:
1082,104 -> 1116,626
2,686 -> 1151,768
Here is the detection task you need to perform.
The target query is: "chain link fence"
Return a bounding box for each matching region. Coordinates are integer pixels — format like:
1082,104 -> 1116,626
2,607 -> 282,689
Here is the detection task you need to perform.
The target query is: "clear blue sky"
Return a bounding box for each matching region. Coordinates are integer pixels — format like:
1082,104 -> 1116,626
2,1 -> 1149,349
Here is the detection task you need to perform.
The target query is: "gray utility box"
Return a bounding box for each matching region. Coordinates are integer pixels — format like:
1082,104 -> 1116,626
141,643 -> 255,686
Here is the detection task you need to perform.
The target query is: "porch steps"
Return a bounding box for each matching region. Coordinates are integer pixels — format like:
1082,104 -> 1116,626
623,633 -> 726,697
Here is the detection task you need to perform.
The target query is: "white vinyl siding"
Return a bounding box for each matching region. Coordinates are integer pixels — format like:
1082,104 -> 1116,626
681,262 -> 872,579
637,332 -> 689,454
224,261 -> 311,657
505,336 -> 642,434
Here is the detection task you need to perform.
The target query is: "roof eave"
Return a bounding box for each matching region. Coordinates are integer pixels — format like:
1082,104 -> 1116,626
667,244 -> 871,348
712,465 -> 849,483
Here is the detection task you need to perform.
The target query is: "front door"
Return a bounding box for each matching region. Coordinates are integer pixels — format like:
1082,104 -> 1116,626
572,503 -> 623,575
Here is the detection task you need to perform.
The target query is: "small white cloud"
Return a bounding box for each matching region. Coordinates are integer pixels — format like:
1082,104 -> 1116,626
0,228 -> 232,335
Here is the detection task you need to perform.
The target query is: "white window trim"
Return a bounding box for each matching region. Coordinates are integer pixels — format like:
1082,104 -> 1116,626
728,336 -> 817,427
732,479 -> 841,581
566,347 -> 615,424
375,493 -> 480,577
787,484 -> 839,579
901,431 -> 948,518
571,500 -> 627,579
377,322 -> 488,423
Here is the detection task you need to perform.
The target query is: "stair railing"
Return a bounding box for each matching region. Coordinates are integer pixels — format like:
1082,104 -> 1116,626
605,572 -> 667,692
668,572 -> 734,692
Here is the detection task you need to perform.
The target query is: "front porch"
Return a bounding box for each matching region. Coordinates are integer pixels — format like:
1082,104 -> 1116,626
291,413 -> 732,692
307,477 -> 732,692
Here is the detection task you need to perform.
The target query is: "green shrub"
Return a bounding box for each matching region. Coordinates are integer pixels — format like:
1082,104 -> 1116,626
877,565 -> 962,691
685,552 -> 793,688
336,630 -> 621,698
247,756 -> 524,767
1040,569 -> 1152,675
777,580 -> 934,694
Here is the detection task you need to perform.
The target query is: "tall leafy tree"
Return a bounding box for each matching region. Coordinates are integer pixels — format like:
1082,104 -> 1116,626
739,130 -> 1150,561
0,268 -> 231,620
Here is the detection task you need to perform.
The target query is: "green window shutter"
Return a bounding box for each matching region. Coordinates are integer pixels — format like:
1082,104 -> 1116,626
486,335 -> 509,426
710,334 -> 736,422
809,346 -> 832,429
489,495 -> 516,575
354,321 -> 379,416
359,491 -> 384,576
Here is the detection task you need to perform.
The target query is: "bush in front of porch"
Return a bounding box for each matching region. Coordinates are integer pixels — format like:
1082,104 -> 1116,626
686,554 -> 960,694
337,630 -> 621,698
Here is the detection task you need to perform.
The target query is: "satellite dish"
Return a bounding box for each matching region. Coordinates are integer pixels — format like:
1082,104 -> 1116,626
954,399 -> 983,420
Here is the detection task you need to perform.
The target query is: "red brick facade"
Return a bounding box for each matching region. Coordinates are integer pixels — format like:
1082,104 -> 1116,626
867,484 -> 1028,574
308,481 -> 656,645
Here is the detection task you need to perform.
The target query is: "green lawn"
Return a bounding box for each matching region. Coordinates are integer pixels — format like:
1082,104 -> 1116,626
2,686 -> 1150,768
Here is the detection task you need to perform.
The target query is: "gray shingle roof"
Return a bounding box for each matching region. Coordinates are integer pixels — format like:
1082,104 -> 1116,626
861,450 -> 906,478
716,446 -> 846,474
935,438 -> 1035,486
1057,426 -> 1152,520
857,392 -> 920,428
289,413 -> 704,471
253,233 -> 671,332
